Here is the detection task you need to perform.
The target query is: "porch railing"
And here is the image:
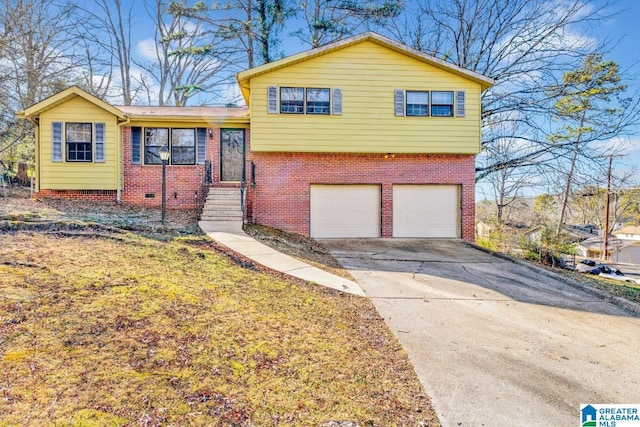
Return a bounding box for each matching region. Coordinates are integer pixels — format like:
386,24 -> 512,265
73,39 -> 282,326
195,160 -> 212,217
240,160 -> 246,224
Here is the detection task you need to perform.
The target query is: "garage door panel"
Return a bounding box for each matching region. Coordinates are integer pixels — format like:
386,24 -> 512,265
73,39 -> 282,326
310,185 -> 380,238
393,185 -> 459,238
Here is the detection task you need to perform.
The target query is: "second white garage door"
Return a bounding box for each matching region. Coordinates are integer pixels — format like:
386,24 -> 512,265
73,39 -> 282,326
310,185 -> 381,238
393,185 -> 460,238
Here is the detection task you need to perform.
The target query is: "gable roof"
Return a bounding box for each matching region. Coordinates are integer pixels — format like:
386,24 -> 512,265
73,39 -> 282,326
614,225 -> 640,236
17,86 -> 126,122
237,32 -> 495,103
17,86 -> 250,124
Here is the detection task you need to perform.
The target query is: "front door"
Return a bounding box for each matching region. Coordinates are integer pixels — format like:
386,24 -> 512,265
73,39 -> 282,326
220,129 -> 245,182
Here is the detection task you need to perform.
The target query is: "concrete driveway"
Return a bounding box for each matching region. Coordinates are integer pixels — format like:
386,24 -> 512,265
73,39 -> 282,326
322,239 -> 640,427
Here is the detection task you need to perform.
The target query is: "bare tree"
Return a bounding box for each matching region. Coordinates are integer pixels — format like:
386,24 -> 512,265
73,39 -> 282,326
384,0 -> 618,181
0,0 -> 81,170
73,0 -> 136,104
485,132 -> 539,224
292,0 -> 402,48
0,0 -> 80,109
138,0 -> 235,106
570,163 -> 639,231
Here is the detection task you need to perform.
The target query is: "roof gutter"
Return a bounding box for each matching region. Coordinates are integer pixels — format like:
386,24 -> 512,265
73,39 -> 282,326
116,117 -> 131,203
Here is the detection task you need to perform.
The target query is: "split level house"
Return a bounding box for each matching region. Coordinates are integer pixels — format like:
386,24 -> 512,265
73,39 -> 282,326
17,32 -> 494,241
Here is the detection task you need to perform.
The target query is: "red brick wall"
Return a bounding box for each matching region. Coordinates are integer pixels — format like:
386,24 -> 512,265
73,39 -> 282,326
35,189 -> 118,202
246,152 -> 476,241
121,126 -> 215,209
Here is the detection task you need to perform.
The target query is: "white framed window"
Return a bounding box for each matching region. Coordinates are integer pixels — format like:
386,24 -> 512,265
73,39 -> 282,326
144,128 -> 169,165
395,90 -> 465,117
431,91 -> 454,117
306,88 -> 330,114
280,87 -> 304,113
171,129 -> 196,165
406,91 -> 429,116
66,123 -> 92,162
270,86 -> 340,115
143,128 -> 197,165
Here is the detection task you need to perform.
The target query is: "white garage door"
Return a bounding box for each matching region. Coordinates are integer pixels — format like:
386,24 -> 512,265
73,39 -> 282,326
393,185 -> 460,238
310,185 -> 381,238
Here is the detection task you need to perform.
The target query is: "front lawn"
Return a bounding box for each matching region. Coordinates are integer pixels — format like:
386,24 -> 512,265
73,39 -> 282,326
0,196 -> 437,426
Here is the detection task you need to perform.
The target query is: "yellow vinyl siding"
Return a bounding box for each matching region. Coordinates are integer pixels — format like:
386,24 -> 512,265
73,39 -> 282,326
39,96 -> 119,190
249,41 -> 482,153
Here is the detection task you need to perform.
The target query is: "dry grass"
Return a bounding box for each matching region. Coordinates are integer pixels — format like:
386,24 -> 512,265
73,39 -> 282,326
0,193 -> 438,426
244,224 -> 355,281
572,273 -> 640,304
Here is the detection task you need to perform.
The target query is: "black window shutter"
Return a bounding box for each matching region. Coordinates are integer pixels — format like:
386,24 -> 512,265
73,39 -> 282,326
196,128 -> 206,164
131,127 -> 141,164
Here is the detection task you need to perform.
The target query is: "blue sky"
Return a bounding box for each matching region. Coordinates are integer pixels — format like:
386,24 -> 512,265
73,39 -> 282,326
129,0 -> 640,191
568,0 -> 640,187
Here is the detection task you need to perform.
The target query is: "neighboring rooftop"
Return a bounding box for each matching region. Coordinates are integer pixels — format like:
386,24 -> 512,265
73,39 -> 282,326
614,225 -> 640,236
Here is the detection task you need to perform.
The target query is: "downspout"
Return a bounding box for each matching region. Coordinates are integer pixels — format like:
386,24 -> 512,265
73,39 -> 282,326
117,117 -> 131,203
25,117 -> 40,194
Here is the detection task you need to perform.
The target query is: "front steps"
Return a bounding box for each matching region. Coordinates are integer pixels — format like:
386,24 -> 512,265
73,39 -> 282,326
200,187 -> 243,223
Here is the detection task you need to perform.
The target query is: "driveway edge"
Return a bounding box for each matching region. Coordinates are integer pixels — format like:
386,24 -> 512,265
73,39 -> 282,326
466,242 -> 640,317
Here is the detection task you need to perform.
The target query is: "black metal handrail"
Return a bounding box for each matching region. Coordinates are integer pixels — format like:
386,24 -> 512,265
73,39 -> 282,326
195,160 -> 212,217
240,160 -> 246,223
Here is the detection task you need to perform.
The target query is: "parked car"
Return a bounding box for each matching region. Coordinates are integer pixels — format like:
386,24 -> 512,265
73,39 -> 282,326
598,270 -> 640,284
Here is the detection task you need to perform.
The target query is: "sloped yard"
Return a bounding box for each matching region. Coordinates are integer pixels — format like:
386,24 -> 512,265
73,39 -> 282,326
0,193 -> 437,426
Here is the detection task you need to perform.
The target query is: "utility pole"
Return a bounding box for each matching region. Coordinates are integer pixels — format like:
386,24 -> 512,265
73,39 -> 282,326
602,155 -> 612,261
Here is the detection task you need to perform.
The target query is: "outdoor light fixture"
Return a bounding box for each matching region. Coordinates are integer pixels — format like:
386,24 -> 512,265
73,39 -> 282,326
159,146 -> 170,162
159,146 -> 170,224
208,129 -> 214,139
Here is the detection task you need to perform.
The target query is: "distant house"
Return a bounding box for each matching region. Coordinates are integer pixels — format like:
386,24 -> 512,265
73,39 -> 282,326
475,220 -> 493,238
523,225 -> 544,245
17,32 -> 494,240
564,224 -> 600,239
613,225 -> 640,241
575,236 -> 624,259
610,242 -> 640,264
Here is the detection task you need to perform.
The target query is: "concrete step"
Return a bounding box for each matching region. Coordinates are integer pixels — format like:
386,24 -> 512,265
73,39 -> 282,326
200,187 -> 243,221
201,214 -> 243,221
207,190 -> 241,196
202,209 -> 242,216
207,199 -> 241,205
206,198 -> 241,204
208,188 -> 241,195
204,199 -> 240,209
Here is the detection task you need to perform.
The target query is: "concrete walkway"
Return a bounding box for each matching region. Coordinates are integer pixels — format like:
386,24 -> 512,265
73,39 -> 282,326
198,221 -> 365,296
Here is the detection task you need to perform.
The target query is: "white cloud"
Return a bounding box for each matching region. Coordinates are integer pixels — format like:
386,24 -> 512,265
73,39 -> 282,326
136,38 -> 158,62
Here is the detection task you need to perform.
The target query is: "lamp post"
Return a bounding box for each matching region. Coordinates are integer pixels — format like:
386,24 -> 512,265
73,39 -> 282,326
159,145 -> 170,224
